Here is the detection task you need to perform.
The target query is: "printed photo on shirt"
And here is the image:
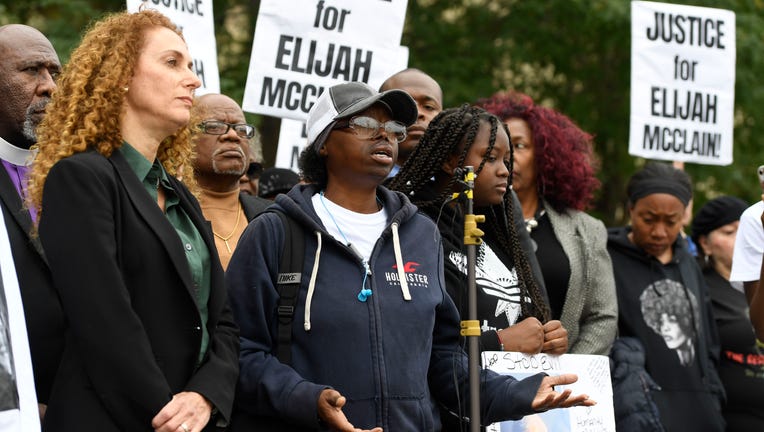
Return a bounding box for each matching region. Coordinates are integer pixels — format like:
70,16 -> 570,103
640,279 -> 698,366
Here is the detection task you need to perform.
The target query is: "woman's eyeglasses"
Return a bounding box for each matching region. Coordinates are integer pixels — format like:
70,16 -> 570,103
199,120 -> 256,139
335,116 -> 407,144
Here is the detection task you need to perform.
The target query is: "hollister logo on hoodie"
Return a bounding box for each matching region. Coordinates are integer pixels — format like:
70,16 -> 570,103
385,261 -> 430,288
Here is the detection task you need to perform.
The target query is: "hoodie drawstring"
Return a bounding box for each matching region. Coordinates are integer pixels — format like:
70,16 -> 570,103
392,222 -> 411,301
305,222 -> 411,332
304,230 -> 322,331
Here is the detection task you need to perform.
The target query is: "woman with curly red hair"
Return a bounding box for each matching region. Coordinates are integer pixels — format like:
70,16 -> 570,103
477,91 -> 617,355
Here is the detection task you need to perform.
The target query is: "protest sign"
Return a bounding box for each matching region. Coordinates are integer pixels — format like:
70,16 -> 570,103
243,0 -> 409,121
629,1 -> 735,165
275,118 -> 308,172
483,352 -> 615,432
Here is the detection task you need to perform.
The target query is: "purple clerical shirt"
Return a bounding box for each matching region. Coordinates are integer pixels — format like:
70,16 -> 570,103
1,160 -> 36,223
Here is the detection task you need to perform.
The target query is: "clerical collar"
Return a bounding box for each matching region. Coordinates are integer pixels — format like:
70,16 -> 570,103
0,136 -> 34,166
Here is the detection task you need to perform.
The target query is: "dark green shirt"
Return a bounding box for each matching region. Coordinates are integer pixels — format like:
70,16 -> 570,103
119,143 -> 211,365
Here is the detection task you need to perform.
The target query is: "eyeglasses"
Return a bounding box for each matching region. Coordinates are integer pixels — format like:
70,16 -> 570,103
199,120 -> 256,139
335,116 -> 407,144
246,162 -> 263,177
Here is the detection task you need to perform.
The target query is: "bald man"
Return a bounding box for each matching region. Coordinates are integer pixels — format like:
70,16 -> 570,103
380,68 -> 443,176
192,94 -> 270,269
0,24 -> 64,415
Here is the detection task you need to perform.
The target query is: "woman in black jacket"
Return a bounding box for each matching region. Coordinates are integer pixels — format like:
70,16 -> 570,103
28,10 -> 239,432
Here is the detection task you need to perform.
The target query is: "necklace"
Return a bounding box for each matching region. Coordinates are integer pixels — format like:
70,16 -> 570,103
212,202 -> 242,253
319,191 -> 374,302
524,209 -> 546,233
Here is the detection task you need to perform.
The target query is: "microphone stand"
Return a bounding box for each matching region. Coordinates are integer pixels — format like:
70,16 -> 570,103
455,166 -> 485,432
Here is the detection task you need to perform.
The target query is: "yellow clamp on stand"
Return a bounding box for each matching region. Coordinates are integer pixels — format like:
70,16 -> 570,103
460,320 -> 481,337
464,213 -> 485,245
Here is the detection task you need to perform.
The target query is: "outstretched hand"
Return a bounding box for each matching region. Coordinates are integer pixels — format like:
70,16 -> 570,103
318,389 -> 383,432
531,374 -> 596,412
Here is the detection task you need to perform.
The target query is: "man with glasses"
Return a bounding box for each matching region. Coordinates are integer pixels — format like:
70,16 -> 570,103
191,93 -> 270,269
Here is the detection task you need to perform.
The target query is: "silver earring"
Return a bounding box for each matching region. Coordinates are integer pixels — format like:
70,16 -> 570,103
123,86 -> 129,92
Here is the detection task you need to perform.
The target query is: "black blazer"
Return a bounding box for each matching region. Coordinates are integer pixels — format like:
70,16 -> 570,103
38,150 -> 239,431
0,165 -> 64,404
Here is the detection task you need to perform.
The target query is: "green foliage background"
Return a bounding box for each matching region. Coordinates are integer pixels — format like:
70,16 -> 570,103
1,0 -> 762,225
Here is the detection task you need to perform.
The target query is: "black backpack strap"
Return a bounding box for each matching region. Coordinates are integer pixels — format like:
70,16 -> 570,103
271,209 -> 304,365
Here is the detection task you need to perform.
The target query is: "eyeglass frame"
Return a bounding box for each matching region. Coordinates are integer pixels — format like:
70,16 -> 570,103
333,116 -> 408,144
199,120 -> 256,139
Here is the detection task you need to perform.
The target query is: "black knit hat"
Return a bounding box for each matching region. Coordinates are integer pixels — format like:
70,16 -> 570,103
691,195 -> 749,244
258,168 -> 300,199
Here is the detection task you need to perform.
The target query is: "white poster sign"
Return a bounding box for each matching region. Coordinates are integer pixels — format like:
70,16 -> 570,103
275,119 -> 307,172
243,0 -> 409,121
629,1 -> 735,166
127,0 -> 221,94
0,210 -> 39,431
483,352 -> 615,432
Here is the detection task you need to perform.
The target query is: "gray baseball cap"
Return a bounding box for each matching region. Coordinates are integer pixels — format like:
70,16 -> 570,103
306,82 -> 417,153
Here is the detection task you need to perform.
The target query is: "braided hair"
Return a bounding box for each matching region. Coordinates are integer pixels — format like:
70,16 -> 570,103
389,104 -> 551,322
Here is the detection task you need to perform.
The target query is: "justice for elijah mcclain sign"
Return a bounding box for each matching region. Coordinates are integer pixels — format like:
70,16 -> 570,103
247,0 -> 410,172
629,1 -> 735,166
242,0 -> 409,121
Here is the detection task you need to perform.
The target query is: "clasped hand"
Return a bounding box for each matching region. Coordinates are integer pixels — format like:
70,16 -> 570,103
498,318 -> 568,355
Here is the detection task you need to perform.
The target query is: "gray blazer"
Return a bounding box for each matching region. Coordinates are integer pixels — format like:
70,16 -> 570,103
544,201 -> 618,355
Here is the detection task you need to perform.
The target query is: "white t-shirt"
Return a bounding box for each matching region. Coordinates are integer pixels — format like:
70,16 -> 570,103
312,193 -> 387,263
730,201 -> 764,292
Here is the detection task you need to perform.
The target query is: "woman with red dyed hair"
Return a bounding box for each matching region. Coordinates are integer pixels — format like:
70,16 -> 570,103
477,91 -> 617,355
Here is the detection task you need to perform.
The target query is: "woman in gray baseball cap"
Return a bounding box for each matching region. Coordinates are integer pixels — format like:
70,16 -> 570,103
227,82 -> 593,431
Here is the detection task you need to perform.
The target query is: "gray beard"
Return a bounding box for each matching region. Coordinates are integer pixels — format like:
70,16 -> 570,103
211,146 -> 246,176
211,160 -> 246,177
213,165 -> 246,176
22,99 -> 50,143
22,117 -> 37,142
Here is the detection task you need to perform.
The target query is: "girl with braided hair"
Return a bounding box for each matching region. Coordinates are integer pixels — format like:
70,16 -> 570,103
390,105 -> 567,356
477,91 -> 617,356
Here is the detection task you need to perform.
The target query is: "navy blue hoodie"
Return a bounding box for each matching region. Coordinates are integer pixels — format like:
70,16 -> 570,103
227,184 -> 545,431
